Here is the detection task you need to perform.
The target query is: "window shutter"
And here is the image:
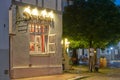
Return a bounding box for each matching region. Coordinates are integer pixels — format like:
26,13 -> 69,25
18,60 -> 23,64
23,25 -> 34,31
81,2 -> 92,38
48,34 -> 56,53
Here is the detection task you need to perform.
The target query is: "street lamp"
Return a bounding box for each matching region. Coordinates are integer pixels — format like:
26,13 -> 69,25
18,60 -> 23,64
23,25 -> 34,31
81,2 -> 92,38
110,47 -> 113,50
62,38 -> 70,70
110,47 -> 114,60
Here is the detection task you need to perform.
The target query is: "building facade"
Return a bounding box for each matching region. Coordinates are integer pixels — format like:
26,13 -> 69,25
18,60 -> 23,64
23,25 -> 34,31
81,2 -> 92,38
9,0 -> 63,79
0,0 -> 11,80
62,0 -> 73,10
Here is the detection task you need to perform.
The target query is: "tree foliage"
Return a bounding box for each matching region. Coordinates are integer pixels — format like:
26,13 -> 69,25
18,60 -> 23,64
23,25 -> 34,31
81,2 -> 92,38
63,0 -> 120,49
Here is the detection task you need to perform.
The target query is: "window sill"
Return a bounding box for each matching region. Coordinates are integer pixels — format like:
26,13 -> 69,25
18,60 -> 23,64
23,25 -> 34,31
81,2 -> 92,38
30,53 -> 50,56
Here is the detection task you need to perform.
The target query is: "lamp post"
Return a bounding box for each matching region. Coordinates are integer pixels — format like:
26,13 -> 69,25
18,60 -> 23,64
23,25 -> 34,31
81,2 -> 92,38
62,38 -> 70,70
110,47 -> 114,60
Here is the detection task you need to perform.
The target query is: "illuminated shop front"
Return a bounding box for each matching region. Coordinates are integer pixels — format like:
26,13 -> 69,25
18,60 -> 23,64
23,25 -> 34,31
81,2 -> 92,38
22,7 -> 55,54
9,0 -> 62,78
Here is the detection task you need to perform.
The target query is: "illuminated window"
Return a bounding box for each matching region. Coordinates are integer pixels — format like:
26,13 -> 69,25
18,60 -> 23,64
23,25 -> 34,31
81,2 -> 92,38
29,23 -> 49,54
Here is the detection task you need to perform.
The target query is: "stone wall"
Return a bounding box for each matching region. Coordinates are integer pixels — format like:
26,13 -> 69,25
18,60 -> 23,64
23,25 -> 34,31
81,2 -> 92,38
10,0 -> 63,78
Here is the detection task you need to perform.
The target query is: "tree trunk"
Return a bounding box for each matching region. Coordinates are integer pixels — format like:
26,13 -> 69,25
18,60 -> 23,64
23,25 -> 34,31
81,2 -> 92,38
94,48 -> 97,65
89,39 -> 94,72
89,39 -> 98,72
71,49 -> 78,65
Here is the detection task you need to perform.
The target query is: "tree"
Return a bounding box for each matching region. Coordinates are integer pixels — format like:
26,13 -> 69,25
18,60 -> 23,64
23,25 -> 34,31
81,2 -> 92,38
63,0 -> 120,72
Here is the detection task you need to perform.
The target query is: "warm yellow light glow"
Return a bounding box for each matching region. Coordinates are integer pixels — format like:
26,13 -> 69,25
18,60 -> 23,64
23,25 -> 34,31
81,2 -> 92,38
65,38 -> 70,44
64,38 -> 70,47
31,8 -> 38,16
23,7 -> 54,20
65,38 -> 68,44
41,10 -> 47,17
24,7 -> 31,14
61,38 -> 70,48
48,11 -> 54,19
94,50 -> 96,53
67,41 -> 70,45
61,40 -> 63,45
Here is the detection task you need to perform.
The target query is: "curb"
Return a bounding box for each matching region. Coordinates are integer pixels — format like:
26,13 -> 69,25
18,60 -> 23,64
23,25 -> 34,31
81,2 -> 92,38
67,76 -> 84,80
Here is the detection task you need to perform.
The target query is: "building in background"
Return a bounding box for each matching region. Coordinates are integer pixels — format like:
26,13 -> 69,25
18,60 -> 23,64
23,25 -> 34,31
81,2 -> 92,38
0,0 -> 11,80
9,0 -> 63,79
62,0 -> 73,10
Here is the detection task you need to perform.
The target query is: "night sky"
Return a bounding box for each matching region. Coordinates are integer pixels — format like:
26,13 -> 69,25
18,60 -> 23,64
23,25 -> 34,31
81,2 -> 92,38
115,0 -> 120,5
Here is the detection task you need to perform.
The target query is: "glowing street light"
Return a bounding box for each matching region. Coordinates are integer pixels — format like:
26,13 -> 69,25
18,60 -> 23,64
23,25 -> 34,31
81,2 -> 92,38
110,47 -> 113,50
65,38 -> 70,48
62,38 -> 70,70
61,38 -> 70,47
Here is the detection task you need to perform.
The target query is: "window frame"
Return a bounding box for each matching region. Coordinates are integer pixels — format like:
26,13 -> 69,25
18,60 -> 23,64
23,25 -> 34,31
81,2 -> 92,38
29,23 -> 56,55
48,34 -> 56,53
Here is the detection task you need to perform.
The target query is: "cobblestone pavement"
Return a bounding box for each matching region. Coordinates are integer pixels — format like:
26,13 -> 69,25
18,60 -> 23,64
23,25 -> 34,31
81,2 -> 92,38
12,66 -> 120,80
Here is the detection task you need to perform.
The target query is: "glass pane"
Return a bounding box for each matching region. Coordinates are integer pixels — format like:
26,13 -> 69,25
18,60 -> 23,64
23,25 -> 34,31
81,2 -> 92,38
30,35 -> 35,42
35,35 -> 41,51
29,24 -> 35,33
45,35 -> 48,52
30,43 -> 35,51
49,44 -> 55,52
36,25 -> 41,33
44,26 -> 49,34
49,35 -> 55,43
29,24 -> 49,54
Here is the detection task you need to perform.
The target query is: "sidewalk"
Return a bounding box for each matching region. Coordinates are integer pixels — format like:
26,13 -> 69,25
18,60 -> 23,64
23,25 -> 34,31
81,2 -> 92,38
12,65 -> 120,80
12,73 -> 82,80
11,66 -> 87,80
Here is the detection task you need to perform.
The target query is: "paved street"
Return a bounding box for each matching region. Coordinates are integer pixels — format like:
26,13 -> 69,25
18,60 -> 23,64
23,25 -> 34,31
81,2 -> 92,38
108,60 -> 120,68
12,65 -> 120,80
70,66 -> 120,80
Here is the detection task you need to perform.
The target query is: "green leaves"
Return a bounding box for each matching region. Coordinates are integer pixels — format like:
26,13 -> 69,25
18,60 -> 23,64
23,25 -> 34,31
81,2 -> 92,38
63,0 -> 120,48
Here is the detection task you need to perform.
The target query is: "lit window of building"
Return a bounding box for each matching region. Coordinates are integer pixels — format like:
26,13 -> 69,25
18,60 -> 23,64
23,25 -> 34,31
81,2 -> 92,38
29,24 -> 49,54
